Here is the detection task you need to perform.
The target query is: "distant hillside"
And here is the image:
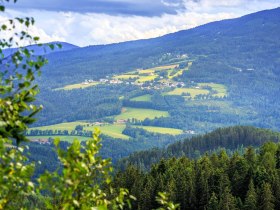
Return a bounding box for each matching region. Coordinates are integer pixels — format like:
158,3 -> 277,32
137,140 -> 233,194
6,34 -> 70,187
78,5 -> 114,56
31,7 -> 280,133
2,41 -> 78,57
118,126 -> 280,170
21,7 -> 280,154
40,7 -> 280,88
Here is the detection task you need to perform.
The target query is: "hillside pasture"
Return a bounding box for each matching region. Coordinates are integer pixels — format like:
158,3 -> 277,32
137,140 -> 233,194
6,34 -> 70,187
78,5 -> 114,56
56,82 -> 99,90
29,122 -> 130,140
130,94 -> 152,102
152,64 -> 179,71
199,83 -> 227,97
94,124 -> 129,140
166,88 -> 210,98
168,62 -> 192,79
28,135 -> 90,142
136,75 -> 158,83
132,126 -> 183,135
115,107 -> 169,121
186,100 -> 249,116
138,69 -> 156,74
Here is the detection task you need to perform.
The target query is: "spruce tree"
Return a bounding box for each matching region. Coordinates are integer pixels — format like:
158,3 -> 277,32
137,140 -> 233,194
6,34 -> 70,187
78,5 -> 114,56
260,183 -> 275,210
219,187 -> 237,210
243,180 -> 257,210
207,192 -> 219,210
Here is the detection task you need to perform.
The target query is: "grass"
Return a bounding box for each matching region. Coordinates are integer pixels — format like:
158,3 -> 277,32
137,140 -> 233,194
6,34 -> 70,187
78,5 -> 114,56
28,135 -> 90,142
186,100 -> 249,116
29,122 -> 85,131
115,107 -> 169,121
199,83 -> 227,97
130,94 -> 152,102
94,124 -> 129,140
132,126 -> 183,135
30,122 -> 130,140
152,64 -> 179,71
138,69 -> 156,74
136,75 -> 158,83
169,70 -> 184,79
166,88 -> 209,98
168,62 -> 192,79
56,82 -> 99,90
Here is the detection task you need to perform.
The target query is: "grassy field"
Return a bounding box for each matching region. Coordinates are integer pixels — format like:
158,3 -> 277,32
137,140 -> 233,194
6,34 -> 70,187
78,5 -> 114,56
168,70 -> 184,79
130,94 -> 152,102
152,64 -> 179,71
94,124 -> 129,140
168,62 -> 192,79
115,107 -> 169,121
132,126 -> 183,135
199,83 -> 227,97
138,69 -> 156,74
28,135 -> 90,142
29,122 -> 86,131
186,100 -> 251,116
30,122 -> 130,140
166,88 -> 209,98
136,75 -> 158,83
56,82 -> 99,90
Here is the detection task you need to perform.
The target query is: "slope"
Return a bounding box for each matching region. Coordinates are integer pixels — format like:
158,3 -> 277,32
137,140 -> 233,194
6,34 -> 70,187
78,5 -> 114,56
118,126 -> 280,170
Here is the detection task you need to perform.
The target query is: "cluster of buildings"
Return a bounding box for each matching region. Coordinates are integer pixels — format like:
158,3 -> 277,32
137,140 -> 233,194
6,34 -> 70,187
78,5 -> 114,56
30,138 -> 51,145
82,79 -> 95,85
82,76 -> 188,91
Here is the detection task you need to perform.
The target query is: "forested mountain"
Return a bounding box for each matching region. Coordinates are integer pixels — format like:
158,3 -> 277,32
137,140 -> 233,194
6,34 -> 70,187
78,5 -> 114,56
2,41 -> 78,58
118,126 -> 280,170
39,7 -> 280,88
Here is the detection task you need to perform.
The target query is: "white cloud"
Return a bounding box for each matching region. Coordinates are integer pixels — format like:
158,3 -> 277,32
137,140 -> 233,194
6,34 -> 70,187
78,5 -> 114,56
0,0 -> 279,46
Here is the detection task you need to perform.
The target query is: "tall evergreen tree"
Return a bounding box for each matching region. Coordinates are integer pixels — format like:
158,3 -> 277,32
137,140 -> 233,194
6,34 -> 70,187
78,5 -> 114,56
218,187 -> 237,210
260,183 -> 275,210
243,180 -> 257,210
208,192 -> 219,210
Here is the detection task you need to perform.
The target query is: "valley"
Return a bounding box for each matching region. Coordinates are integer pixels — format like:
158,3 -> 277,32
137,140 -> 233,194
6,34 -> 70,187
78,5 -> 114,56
19,6 -> 280,164
2,2 -> 280,209
29,61 -> 229,141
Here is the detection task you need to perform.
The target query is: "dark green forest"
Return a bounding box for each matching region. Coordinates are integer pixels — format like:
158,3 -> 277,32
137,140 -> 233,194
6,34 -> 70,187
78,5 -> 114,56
114,140 -> 280,209
119,126 -> 280,170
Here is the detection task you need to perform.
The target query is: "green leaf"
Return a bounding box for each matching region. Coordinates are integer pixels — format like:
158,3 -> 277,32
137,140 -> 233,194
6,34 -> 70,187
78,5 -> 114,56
49,44 -> 55,50
0,5 -> 5,12
54,138 -> 60,147
1,24 -> 7,30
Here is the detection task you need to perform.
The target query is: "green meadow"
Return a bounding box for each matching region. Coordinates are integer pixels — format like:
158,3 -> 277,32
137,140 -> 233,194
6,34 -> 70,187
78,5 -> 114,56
199,83 -> 227,97
29,122 -> 130,140
130,94 -> 152,102
166,88 -> 210,98
115,107 -> 169,121
136,75 -> 158,83
132,125 -> 183,135
28,135 -> 90,142
56,82 -> 99,90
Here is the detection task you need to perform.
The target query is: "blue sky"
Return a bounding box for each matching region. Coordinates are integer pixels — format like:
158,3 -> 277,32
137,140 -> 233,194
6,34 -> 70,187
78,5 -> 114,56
1,0 -> 280,46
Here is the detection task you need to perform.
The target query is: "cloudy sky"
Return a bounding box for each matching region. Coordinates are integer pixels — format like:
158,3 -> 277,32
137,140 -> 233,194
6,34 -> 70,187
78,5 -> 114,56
1,0 -> 280,46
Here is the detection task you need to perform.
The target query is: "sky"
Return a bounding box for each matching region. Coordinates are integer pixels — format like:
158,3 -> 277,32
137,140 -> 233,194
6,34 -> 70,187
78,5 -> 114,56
1,0 -> 280,47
